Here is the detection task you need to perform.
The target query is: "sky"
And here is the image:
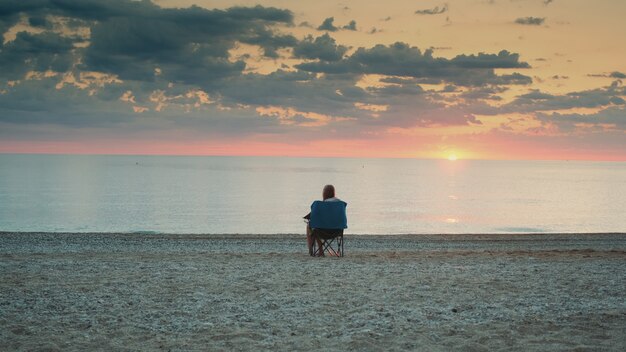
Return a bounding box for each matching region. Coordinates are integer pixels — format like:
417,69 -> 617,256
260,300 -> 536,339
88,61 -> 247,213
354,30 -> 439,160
0,0 -> 624,160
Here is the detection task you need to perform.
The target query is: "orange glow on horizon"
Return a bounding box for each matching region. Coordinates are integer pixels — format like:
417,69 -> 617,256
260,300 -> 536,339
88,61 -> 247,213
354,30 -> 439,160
1,138 -> 624,162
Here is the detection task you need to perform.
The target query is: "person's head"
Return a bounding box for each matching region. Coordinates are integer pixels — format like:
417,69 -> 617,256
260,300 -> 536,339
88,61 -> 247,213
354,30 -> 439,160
323,184 -> 335,200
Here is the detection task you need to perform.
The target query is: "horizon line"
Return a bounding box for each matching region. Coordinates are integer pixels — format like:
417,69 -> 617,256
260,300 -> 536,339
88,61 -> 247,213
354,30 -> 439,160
1,151 -> 624,163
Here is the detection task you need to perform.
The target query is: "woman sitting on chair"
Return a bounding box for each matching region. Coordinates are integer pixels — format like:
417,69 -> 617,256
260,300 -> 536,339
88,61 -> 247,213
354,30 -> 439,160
304,184 -> 342,255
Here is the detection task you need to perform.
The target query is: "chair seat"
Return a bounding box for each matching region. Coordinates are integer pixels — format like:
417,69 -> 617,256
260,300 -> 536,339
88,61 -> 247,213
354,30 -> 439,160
311,228 -> 343,239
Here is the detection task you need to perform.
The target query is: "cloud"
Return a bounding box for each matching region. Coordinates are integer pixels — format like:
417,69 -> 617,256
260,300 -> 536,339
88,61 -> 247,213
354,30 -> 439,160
501,83 -> 626,113
1,1 -> 296,84
317,17 -> 338,31
452,51 -> 530,69
316,17 -> 357,32
0,74 -> 285,138
415,4 -> 448,15
343,20 -> 357,31
610,72 -> 626,79
255,105 -> 347,127
515,17 -> 545,25
80,3 -> 296,80
536,107 -> 626,132
589,71 -> 626,79
225,75 -> 367,118
0,31 -> 75,80
459,86 -> 508,101
295,43 -> 531,86
0,78 -> 131,126
293,34 -> 348,62
368,83 -> 425,97
27,16 -> 51,28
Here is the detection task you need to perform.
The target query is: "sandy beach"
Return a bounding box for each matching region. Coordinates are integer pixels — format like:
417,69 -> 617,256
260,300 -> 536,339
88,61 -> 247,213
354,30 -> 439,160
1,233 -> 625,351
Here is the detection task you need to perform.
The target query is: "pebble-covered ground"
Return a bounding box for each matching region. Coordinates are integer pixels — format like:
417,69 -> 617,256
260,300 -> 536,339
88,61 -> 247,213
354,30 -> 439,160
1,233 -> 625,351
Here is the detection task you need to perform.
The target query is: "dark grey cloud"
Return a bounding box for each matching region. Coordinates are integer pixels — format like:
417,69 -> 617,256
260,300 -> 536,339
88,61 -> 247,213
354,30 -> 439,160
0,78 -> 131,126
238,30 -> 298,58
536,107 -> 626,132
295,43 -> 531,86
515,17 -> 545,25
460,86 -> 508,101
589,71 -> 626,79
293,34 -> 348,62
0,0 -> 47,19
433,84 -> 457,93
317,17 -> 338,31
415,5 -> 448,15
0,31 -> 75,80
0,73 -> 292,138
316,17 -> 356,32
378,76 -> 418,85
219,70 -> 365,114
0,90 -> 281,141
191,69 -> 481,131
368,83 -> 425,97
2,0 -> 295,84
343,20 -> 357,31
611,71 -> 626,79
452,51 -> 530,69
80,3 -> 296,81
27,15 -> 50,28
502,83 -> 626,113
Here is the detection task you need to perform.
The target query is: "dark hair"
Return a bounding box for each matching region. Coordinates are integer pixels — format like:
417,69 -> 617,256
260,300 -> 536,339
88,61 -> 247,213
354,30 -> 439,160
323,184 -> 335,200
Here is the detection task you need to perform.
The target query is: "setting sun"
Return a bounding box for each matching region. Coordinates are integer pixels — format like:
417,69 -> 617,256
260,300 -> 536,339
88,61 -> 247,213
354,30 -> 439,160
448,154 -> 458,161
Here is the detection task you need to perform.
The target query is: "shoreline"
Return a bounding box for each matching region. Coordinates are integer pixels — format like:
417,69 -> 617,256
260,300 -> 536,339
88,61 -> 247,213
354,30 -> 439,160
2,231 -> 626,237
0,232 -> 626,253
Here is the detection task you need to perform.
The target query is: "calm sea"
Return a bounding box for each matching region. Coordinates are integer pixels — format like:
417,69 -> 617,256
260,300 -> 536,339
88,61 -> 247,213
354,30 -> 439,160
0,154 -> 624,234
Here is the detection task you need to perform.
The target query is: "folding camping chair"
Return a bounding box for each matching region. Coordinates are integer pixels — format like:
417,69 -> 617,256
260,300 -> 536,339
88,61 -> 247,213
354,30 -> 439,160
308,200 -> 347,257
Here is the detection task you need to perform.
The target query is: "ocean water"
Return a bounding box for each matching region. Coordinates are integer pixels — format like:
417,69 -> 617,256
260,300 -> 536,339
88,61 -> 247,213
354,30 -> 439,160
0,154 -> 624,234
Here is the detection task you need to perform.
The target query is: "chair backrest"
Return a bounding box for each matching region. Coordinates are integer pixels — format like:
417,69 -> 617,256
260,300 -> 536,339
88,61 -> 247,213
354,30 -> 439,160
309,200 -> 348,229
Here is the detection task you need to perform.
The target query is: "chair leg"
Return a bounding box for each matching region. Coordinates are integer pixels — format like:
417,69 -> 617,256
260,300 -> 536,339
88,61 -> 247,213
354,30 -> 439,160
311,237 -> 324,257
311,233 -> 344,257
316,241 -> 323,257
321,238 -> 341,257
337,237 -> 342,257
